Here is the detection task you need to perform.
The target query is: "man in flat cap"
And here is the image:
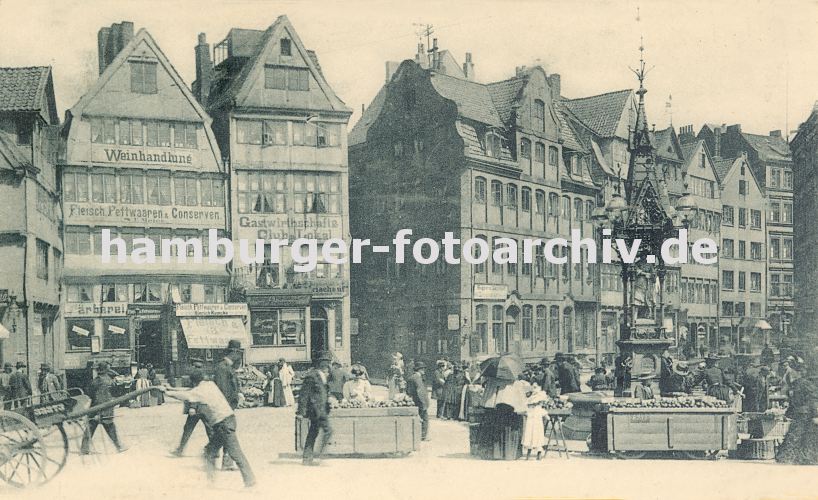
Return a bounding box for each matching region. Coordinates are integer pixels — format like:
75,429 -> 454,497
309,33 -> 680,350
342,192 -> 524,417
406,361 -> 430,441
213,340 -> 243,470
297,351 -> 334,465
38,363 -> 62,403
80,362 -> 127,454
9,361 -> 32,408
171,357 -> 212,457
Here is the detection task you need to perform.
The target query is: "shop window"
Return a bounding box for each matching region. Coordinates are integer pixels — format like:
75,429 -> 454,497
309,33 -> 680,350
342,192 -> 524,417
251,309 -> 306,346
101,284 -> 128,302
66,318 -> 94,351
130,61 -> 157,94
91,173 -> 117,203
103,318 -> 129,350
491,305 -> 503,353
263,121 -> 288,146
134,283 -> 162,303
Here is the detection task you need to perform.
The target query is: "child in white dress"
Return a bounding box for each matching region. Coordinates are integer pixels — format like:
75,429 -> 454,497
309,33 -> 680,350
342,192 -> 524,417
521,384 -> 549,460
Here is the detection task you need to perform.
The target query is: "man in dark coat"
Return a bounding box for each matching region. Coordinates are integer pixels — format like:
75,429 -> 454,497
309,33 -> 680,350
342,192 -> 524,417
659,350 -> 673,395
80,362 -> 126,453
432,361 -> 446,418
742,365 -> 770,413
556,355 -> 581,394
538,360 -> 558,398
297,351 -> 333,465
8,361 -> 32,408
614,353 -> 633,396
328,361 -> 346,401
213,340 -> 243,469
406,361 -> 430,441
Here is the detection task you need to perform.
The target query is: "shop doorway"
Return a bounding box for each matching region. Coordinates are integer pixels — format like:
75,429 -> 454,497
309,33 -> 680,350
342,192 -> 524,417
310,306 -> 328,361
137,320 -> 164,369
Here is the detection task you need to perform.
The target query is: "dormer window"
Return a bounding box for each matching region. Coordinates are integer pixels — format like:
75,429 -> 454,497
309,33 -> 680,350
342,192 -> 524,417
130,61 -> 157,94
484,131 -> 502,158
280,38 -> 292,56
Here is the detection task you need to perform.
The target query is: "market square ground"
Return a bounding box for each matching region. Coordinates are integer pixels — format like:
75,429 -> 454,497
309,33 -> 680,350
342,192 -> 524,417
10,397 -> 818,500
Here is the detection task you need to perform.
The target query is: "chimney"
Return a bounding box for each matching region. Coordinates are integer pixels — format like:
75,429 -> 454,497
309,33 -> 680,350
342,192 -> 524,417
714,126 -> 722,158
769,130 -> 782,138
415,43 -> 427,69
462,52 -> 475,81
385,61 -> 401,83
548,73 -> 561,99
97,21 -> 134,75
430,38 -> 439,69
515,65 -> 527,77
194,33 -> 214,104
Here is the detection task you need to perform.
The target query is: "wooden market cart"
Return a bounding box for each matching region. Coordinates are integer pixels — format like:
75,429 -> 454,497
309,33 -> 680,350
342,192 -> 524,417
295,406 -> 420,456
590,405 -> 738,459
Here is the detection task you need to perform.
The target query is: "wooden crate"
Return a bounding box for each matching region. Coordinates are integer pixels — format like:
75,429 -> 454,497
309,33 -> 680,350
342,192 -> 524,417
732,438 -> 776,460
605,408 -> 738,452
295,407 -> 420,456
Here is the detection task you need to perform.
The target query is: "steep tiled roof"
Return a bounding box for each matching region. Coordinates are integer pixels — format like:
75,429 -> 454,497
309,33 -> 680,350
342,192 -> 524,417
653,127 -> 682,162
680,142 -> 698,162
487,75 -> 527,125
563,89 -> 632,137
554,103 -> 586,153
349,85 -> 386,146
741,132 -> 791,162
0,66 -> 51,113
429,72 -> 503,127
713,157 -> 735,182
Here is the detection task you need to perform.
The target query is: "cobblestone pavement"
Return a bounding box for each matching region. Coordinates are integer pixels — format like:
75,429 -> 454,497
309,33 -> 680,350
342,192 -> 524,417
8,398 -> 818,500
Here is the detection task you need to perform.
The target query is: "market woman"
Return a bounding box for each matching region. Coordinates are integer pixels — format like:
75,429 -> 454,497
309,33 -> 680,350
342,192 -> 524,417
279,358 -> 295,407
343,366 -> 372,403
266,363 -> 285,407
776,359 -> 818,464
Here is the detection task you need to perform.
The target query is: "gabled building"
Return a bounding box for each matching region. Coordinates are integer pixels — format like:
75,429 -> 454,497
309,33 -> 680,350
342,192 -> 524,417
678,138 -> 721,355
699,123 -> 793,345
60,22 -> 232,384
712,154 -> 767,353
0,66 -> 62,382
350,45 -> 602,374
193,16 -> 353,366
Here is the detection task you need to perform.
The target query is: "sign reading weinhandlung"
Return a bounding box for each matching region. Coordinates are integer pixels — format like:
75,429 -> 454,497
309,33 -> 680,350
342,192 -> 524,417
66,202 -> 225,229
93,147 -> 199,167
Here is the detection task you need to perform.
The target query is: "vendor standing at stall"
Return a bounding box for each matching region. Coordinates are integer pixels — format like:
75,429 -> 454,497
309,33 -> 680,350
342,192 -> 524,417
406,362 -> 430,441
633,372 -> 655,400
328,361 -> 347,401
556,354 -> 581,394
342,366 -> 372,403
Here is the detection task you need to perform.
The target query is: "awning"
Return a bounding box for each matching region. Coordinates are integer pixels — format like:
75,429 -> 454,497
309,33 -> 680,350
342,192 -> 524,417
738,317 -> 757,329
179,317 -> 250,350
0,323 -> 9,339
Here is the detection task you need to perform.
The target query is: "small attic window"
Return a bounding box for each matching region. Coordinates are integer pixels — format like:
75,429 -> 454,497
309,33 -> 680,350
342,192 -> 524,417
130,61 -> 157,94
280,39 -> 292,56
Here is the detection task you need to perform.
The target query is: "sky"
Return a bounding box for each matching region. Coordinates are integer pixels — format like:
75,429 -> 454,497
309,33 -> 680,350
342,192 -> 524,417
1,0 -> 816,138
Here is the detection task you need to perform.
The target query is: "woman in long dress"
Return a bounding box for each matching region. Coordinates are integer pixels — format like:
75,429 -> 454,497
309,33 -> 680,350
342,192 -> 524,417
135,364 -> 151,407
279,359 -> 295,407
267,363 -> 285,407
387,354 -> 405,400
521,385 -> 549,459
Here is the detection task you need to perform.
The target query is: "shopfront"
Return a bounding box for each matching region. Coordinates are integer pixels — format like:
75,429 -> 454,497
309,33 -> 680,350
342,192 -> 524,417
172,302 -> 251,373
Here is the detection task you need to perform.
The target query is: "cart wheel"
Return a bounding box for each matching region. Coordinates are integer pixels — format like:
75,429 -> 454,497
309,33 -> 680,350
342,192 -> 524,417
618,451 -> 647,460
0,410 -> 46,488
36,423 -> 69,483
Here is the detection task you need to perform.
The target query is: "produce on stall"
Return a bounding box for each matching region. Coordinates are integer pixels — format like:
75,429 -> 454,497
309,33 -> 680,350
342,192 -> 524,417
590,395 -> 737,458
237,365 -> 268,408
295,394 -> 420,456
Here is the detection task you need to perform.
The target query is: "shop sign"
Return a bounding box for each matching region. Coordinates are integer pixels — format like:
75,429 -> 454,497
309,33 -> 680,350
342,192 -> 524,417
246,291 -> 311,308
290,280 -> 349,298
473,284 -> 508,300
92,146 -> 199,167
448,314 -> 460,331
236,214 -> 342,240
65,202 -> 225,229
65,302 -> 129,318
175,303 -> 249,317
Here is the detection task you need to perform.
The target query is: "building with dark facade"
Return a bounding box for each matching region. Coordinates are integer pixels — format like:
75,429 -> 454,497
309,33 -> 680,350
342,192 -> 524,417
60,22 -> 234,384
193,16 -> 353,366
0,66 -> 62,384
350,46 -> 609,374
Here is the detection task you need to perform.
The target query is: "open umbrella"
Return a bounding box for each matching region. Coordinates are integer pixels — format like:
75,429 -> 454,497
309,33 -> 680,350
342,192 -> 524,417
479,353 -> 524,381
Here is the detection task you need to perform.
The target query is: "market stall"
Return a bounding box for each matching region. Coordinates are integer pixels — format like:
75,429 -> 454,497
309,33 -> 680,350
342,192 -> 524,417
590,396 -> 737,458
237,365 -> 268,408
294,398 -> 420,456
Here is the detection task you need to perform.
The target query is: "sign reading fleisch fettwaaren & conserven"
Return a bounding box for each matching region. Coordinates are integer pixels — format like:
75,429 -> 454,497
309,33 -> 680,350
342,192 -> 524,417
65,202 -> 225,229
